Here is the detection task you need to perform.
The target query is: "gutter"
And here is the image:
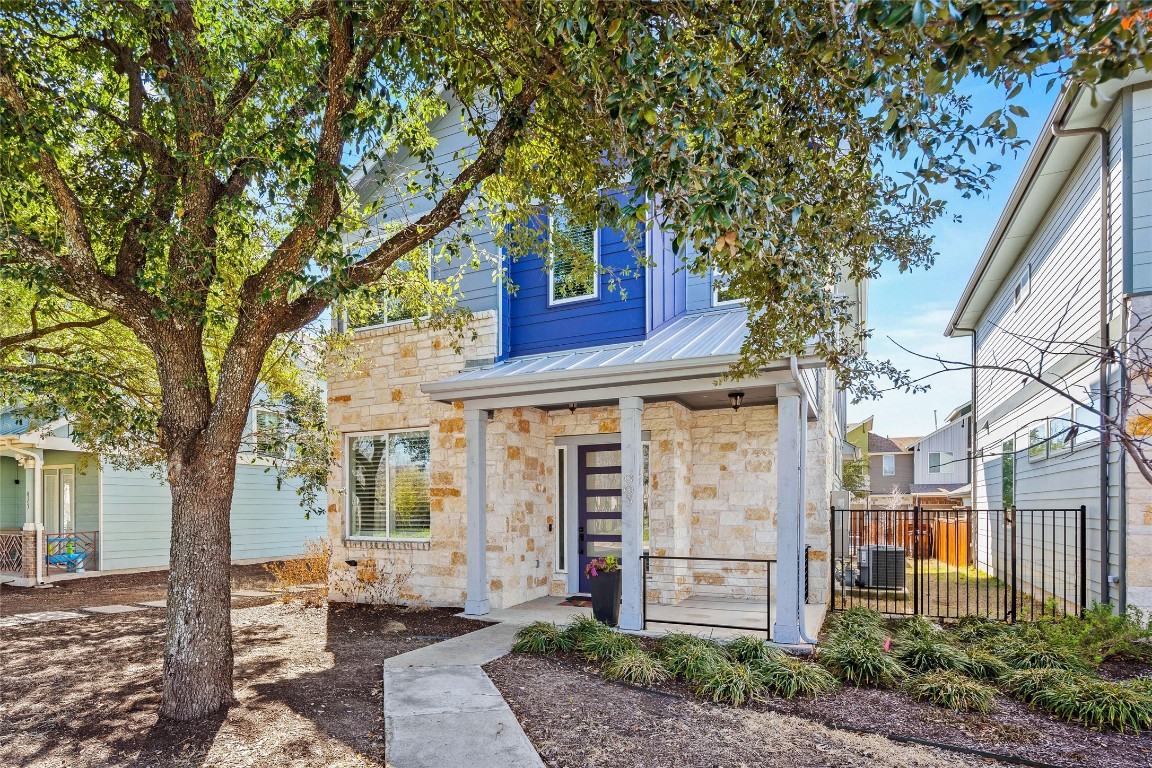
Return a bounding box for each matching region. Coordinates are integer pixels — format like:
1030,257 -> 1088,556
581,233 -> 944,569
1050,117 -> 1112,605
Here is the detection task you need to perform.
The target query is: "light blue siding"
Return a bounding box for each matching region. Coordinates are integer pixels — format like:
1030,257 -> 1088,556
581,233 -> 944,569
0,456 -> 24,528
100,461 -> 325,571
42,449 -> 100,531
1127,86 -> 1152,294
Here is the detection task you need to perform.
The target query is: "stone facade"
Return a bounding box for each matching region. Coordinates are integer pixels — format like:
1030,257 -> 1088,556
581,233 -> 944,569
327,312 -> 837,610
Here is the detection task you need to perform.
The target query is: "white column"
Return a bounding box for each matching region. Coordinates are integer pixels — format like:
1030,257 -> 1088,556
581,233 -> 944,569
774,383 -> 806,644
464,406 -> 489,615
619,396 -> 645,631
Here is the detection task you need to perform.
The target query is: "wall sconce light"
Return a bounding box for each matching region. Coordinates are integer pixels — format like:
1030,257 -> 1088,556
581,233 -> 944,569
729,392 -> 745,411
568,403 -> 577,413
345,560 -> 359,567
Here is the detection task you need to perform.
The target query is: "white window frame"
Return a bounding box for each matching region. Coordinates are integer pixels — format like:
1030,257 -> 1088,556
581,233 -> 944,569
345,236 -> 435,331
547,210 -> 600,306
554,445 -> 567,574
252,407 -> 286,459
882,454 -> 896,476
928,452 -> 952,474
1028,420 -> 1049,463
712,268 -> 744,307
1014,262 -> 1031,308
344,427 -> 432,542
1049,411 -> 1074,455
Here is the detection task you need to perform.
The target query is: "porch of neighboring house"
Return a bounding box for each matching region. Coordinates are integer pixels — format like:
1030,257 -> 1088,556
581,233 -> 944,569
0,441 -> 101,586
416,318 -> 835,644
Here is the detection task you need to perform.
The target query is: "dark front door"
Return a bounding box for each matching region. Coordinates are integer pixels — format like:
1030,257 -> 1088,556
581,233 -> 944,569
577,444 -> 623,593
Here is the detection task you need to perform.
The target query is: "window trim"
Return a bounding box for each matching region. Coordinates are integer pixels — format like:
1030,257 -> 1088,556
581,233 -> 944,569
1028,420 -> 1049,463
1013,262 -> 1032,308
547,210 -> 600,306
882,454 -> 896,476
1049,411 -> 1074,456
344,427 -> 433,542
252,407 -> 286,459
927,451 -> 952,475
711,268 -> 745,307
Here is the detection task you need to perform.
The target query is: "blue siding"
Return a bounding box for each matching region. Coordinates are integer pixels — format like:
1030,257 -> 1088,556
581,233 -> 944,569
507,213 -> 647,357
647,208 -> 687,333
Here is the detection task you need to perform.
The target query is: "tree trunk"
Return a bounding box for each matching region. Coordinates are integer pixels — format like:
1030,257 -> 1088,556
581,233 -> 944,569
159,448 -> 240,720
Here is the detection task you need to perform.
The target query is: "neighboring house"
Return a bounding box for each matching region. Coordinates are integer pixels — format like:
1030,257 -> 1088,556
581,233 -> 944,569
866,433 -> 918,504
908,403 -> 972,509
326,94 -> 863,641
946,69 -> 1152,613
0,408 -> 324,586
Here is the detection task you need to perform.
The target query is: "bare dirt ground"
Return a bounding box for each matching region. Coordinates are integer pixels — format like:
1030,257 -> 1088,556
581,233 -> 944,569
487,653 -> 991,768
0,563 -> 279,615
1,599 -> 484,767
488,650 -> 1152,768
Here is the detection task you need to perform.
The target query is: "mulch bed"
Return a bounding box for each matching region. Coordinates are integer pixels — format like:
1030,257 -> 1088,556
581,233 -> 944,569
487,643 -> 1152,768
0,563 -> 279,615
1,599 -> 486,767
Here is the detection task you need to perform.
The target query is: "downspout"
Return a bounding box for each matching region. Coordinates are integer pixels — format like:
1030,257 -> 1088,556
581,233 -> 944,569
788,356 -> 818,644
1050,119 -> 1111,604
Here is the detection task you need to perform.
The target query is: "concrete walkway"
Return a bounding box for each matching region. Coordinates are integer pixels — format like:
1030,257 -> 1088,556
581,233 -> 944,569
383,622 -> 544,768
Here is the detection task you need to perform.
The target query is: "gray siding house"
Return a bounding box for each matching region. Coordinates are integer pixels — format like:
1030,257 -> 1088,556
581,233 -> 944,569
908,405 -> 971,507
946,70 -> 1152,613
866,433 -> 916,503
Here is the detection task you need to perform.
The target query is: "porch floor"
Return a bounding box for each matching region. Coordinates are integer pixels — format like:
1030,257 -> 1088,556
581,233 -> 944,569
464,595 -> 827,644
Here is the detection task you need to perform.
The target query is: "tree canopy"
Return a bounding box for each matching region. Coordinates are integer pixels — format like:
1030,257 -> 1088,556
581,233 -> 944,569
1,0 -> 1149,720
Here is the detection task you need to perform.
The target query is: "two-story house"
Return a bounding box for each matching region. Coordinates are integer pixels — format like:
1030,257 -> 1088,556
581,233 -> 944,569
946,69 -> 1152,613
908,403 -> 972,509
865,433 -> 917,505
326,94 -> 862,641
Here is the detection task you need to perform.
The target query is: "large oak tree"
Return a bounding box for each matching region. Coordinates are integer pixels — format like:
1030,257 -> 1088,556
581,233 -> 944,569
1,1 -> 1148,720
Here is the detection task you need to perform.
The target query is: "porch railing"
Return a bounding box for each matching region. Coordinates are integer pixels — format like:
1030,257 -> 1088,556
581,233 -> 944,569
0,530 -> 21,572
44,531 -> 98,575
641,554 -> 775,640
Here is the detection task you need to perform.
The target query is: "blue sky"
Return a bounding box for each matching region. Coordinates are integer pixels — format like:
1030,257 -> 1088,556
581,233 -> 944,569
848,78 -> 1061,438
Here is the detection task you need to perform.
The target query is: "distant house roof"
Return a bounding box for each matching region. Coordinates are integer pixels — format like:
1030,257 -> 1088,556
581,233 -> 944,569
867,433 -> 919,453
910,483 -> 968,495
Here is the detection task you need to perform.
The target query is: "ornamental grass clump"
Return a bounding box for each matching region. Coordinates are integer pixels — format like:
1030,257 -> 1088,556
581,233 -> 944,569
819,635 -> 905,687
726,636 -> 783,664
963,648 -> 1011,680
894,636 -> 971,674
905,670 -> 997,713
995,637 -> 1090,673
753,655 -> 838,699
578,628 -> 639,661
513,621 -> 575,655
1002,667 -> 1081,702
659,635 -> 729,684
953,615 -> 1008,643
1019,674 -> 1152,732
829,606 -> 885,639
896,616 -> 939,641
1031,604 -> 1152,664
602,649 -> 670,687
693,659 -> 761,707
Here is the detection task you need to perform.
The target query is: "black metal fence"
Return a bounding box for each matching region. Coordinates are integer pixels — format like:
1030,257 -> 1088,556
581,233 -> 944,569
641,555 -> 775,639
831,507 -> 1087,622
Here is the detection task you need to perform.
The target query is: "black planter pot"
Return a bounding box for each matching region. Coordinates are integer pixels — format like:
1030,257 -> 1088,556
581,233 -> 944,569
588,570 -> 621,626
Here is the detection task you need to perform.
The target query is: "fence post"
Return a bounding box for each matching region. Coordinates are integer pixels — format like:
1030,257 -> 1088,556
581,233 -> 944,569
641,555 -> 648,630
1008,506 -> 1018,623
912,505 -> 921,616
766,560 -> 773,642
1079,504 -> 1088,617
829,506 -> 836,611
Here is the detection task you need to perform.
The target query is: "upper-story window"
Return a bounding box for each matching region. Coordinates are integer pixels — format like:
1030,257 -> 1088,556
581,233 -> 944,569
345,237 -> 434,330
253,408 -> 285,458
1014,262 -> 1031,307
713,269 -> 743,306
882,454 -> 896,476
548,208 -> 599,304
928,451 -> 952,474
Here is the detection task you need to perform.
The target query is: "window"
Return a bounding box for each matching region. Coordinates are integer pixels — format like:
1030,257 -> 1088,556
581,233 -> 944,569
348,430 -> 431,539
928,452 -> 953,474
882,454 -> 896,476
548,208 -> 598,304
712,269 -> 743,306
254,409 -> 285,458
1001,439 -> 1015,508
1014,263 -> 1031,306
344,236 -> 435,330
1028,420 -> 1048,462
1049,413 -> 1074,455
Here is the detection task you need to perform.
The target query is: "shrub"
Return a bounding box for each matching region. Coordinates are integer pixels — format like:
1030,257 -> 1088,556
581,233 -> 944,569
578,629 -> 639,661
896,616 -> 939,641
963,648 -> 1010,680
660,639 -> 729,683
264,540 -> 330,605
726,636 -> 783,664
1002,668 -> 1081,702
819,636 -> 905,687
602,649 -> 670,687
953,615 -> 1007,643
829,607 -> 885,638
894,636 -> 971,674
996,637 -> 1091,673
754,655 -> 837,699
905,670 -> 996,713
693,660 -> 761,706
564,614 -> 612,645
658,632 -> 718,655
513,621 -> 575,655
1033,604 -> 1152,664
1024,674 -> 1152,732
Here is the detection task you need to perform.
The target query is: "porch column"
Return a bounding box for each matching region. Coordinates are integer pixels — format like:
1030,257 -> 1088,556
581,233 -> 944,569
619,396 -> 645,631
463,406 -> 489,616
774,383 -> 807,644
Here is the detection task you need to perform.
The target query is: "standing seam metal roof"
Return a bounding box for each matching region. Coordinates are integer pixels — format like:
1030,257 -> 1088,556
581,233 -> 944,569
440,308 -> 750,383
